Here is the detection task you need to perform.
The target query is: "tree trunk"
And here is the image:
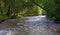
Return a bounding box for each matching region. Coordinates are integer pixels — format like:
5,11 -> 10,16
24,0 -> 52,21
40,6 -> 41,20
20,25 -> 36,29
6,5 -> 12,16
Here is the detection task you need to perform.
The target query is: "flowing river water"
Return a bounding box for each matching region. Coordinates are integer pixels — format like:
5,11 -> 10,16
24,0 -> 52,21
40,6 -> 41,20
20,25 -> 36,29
0,15 -> 60,35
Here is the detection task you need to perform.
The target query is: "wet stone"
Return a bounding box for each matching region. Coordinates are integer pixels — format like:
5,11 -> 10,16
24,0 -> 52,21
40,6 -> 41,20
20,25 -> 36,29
0,16 -> 60,35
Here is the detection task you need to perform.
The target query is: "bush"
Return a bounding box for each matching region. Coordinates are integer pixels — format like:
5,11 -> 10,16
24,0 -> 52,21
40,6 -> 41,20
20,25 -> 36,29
0,15 -> 10,22
41,0 -> 60,21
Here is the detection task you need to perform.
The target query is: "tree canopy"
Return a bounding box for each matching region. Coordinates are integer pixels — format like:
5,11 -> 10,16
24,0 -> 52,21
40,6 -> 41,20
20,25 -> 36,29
0,0 -> 60,22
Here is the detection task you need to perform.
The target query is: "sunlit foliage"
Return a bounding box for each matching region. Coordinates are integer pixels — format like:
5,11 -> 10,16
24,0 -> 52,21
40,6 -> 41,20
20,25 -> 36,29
0,0 -> 43,22
0,0 -> 60,22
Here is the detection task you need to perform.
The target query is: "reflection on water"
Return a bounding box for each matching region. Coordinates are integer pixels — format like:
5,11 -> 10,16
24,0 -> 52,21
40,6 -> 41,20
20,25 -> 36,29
0,16 -> 60,35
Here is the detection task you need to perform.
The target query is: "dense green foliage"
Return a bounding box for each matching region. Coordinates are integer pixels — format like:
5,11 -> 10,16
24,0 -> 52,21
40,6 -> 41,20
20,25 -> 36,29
33,0 -> 60,21
41,0 -> 60,21
0,0 -> 43,22
0,0 -> 60,22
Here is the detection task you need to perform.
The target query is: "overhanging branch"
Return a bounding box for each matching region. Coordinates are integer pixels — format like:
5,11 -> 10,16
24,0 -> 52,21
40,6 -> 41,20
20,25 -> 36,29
30,0 -> 48,12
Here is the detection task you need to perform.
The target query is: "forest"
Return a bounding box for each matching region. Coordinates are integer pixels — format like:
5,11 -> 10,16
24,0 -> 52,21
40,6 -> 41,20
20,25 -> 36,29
0,0 -> 60,35
0,0 -> 60,22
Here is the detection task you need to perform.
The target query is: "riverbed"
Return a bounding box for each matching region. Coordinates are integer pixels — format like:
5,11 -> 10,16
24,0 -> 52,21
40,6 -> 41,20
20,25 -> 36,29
0,15 -> 60,35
